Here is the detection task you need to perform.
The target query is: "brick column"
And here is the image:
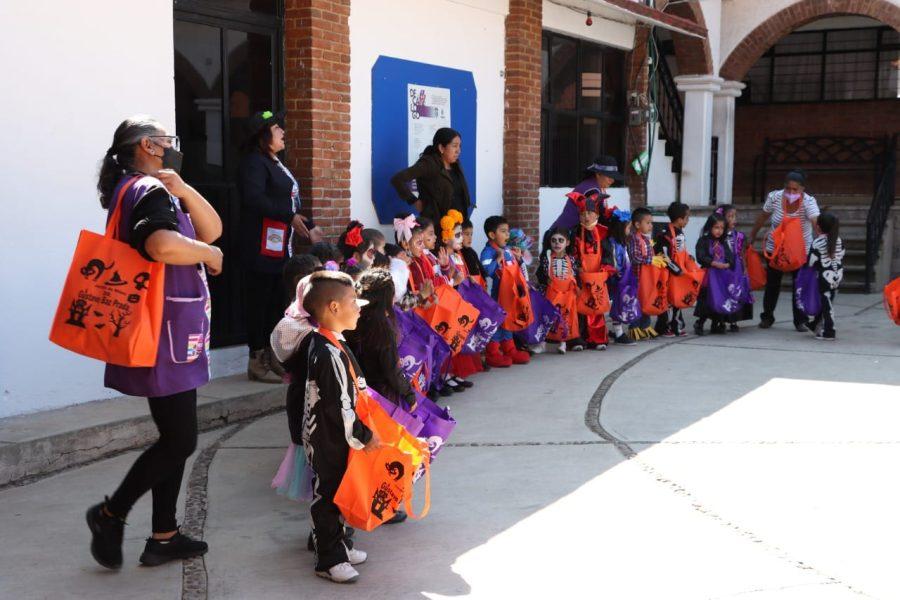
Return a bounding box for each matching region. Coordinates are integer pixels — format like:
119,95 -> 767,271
283,0 -> 352,239
503,0 -> 542,243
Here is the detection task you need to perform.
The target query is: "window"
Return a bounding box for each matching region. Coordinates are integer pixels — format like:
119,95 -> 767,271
741,26 -> 900,104
541,32 -> 627,187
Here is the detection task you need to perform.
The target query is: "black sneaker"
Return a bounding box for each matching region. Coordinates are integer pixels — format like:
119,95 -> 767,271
452,377 -> 474,389
438,386 -> 453,397
711,323 -> 726,335
759,316 -> 775,329
385,510 -> 408,525
729,323 -> 740,333
613,334 -> 636,346
86,499 -> 125,570
139,530 -> 208,566
693,322 -> 705,336
794,322 -> 808,333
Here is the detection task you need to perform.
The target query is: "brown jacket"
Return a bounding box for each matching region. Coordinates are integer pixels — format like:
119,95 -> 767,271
390,152 -> 472,223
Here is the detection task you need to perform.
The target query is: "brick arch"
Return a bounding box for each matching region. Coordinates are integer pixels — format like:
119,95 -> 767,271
659,0 -> 714,75
720,0 -> 900,81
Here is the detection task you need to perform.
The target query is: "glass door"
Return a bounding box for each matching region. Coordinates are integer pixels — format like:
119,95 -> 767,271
174,1 -> 282,347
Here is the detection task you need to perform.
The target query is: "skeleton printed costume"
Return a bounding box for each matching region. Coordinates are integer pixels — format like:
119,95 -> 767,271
299,330 -> 372,572
807,234 -> 844,338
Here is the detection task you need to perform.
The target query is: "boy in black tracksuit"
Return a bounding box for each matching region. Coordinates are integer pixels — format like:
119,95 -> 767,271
291,271 -> 377,583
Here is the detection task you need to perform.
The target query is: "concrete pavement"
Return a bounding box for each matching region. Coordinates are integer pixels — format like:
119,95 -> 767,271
2,292 -> 898,599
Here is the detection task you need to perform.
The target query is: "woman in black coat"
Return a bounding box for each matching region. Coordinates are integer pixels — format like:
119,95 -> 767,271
390,127 -> 473,223
238,110 -> 323,382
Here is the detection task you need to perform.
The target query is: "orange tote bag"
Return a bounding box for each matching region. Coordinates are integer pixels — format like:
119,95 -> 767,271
638,264 -> 669,316
415,284 -> 480,355
765,199 -> 807,272
744,246 -> 767,290
494,248 -> 533,331
884,277 -> 900,326
577,271 -> 611,316
666,227 -> 704,309
49,177 -> 165,367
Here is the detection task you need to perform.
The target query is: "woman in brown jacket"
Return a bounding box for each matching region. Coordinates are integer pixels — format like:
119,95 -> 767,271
390,127 -> 473,223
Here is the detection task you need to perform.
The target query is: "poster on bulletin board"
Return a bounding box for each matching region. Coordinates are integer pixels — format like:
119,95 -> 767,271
371,56 -> 477,224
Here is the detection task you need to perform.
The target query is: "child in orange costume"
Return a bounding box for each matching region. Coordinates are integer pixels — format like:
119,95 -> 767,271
569,190 -> 616,350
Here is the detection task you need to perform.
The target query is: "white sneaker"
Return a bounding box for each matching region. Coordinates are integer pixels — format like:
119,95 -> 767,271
346,547 -> 367,565
316,562 -> 359,583
557,341 -> 566,355
593,344 -> 607,351
530,342 -> 546,354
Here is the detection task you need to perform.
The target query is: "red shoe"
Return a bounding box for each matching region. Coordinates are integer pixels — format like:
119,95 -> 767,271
485,341 -> 512,368
500,339 -> 530,365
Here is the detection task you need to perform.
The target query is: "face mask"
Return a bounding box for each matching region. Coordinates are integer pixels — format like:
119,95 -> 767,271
162,146 -> 184,173
784,191 -> 801,202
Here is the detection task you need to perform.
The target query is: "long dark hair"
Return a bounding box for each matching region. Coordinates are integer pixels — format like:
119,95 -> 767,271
98,115 -> 164,208
701,213 -> 726,238
421,127 -> 461,161
817,211 -> 840,258
240,125 -> 275,155
355,269 -> 399,358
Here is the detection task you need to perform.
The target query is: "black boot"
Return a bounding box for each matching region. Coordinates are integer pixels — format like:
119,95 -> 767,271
139,530 -> 208,566
86,499 -> 125,569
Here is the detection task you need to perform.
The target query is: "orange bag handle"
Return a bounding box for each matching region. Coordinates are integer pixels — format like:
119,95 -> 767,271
405,454 -> 431,519
104,176 -> 142,240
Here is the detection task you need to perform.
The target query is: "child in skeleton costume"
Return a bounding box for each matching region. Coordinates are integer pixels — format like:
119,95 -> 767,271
291,271 -> 376,584
805,212 -> 844,340
569,190 -> 616,350
693,213 -> 734,335
536,226 -> 584,353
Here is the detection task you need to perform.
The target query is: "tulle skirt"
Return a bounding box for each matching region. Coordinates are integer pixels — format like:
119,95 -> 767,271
270,443 -> 314,502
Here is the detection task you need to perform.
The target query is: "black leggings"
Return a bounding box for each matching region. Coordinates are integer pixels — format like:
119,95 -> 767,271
107,390 -> 198,533
245,269 -> 286,353
761,266 -> 804,325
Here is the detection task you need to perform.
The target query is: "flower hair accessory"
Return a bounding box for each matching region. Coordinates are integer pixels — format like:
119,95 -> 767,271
439,209 -> 464,242
345,225 -> 364,247
611,208 -> 631,223
715,206 -> 725,215
393,214 -> 418,243
324,260 -> 339,272
345,257 -> 359,267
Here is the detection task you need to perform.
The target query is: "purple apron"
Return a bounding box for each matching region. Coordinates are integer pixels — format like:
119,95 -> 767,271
795,266 -> 822,317
457,279 -> 506,354
104,175 -> 211,398
515,286 -> 560,345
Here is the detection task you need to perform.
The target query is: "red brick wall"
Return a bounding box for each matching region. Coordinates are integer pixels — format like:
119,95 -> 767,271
625,25 -> 650,206
732,100 -> 900,201
283,0 -> 352,238
503,0 -> 542,243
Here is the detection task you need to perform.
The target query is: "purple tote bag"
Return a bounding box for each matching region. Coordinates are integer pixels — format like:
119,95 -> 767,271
610,266 -> 642,323
457,279 -> 506,354
706,267 -> 747,315
795,266 -> 822,317
369,387 -> 426,437
395,307 -> 451,390
515,286 -> 560,345
411,390 -> 457,460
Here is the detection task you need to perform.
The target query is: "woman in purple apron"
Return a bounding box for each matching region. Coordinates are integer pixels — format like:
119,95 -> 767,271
544,155 -> 624,251
85,116 -> 223,570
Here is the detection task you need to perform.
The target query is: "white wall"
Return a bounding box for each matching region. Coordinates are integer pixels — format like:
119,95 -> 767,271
542,0 -> 635,50
0,1 -> 250,418
645,124 -> 678,206
349,0 -> 508,252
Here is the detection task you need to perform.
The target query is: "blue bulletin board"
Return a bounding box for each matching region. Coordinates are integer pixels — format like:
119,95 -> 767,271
371,56 -> 477,224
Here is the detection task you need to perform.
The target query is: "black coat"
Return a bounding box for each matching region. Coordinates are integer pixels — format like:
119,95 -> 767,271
237,151 -> 301,274
390,153 -> 473,223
